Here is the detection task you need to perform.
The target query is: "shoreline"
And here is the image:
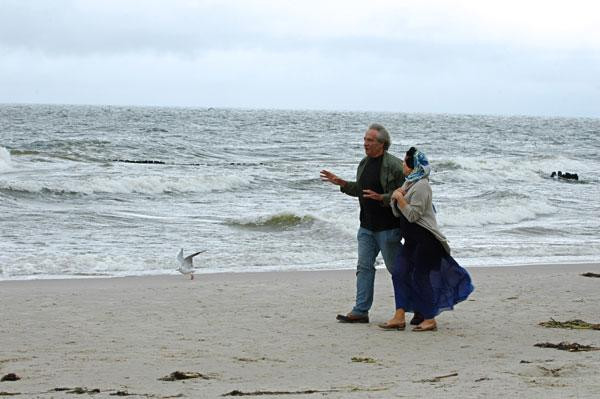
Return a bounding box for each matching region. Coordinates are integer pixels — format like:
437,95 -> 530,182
2,263 -> 600,398
2,261 -> 600,283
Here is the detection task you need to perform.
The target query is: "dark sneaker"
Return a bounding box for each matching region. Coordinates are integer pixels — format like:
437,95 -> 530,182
336,313 -> 369,323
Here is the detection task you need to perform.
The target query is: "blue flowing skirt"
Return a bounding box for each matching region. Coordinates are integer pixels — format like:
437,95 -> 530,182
392,215 -> 474,319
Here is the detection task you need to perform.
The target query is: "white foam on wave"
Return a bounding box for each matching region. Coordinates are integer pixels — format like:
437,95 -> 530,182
438,198 -> 556,227
435,157 -> 538,184
0,252 -> 172,280
0,173 -> 251,195
435,155 -> 598,184
0,146 -> 12,172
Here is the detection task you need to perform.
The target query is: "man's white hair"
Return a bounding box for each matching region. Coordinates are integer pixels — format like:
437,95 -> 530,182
368,123 -> 391,151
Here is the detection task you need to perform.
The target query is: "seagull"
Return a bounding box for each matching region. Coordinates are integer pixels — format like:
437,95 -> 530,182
177,248 -> 206,280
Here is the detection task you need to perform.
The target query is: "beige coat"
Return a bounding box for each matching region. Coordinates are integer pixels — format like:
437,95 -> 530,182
391,178 -> 451,255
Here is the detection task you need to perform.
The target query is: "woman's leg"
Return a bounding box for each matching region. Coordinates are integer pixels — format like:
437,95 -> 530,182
380,243 -> 415,329
410,235 -> 444,331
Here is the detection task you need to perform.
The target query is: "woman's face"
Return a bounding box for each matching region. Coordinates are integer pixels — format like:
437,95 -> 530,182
403,156 -> 413,177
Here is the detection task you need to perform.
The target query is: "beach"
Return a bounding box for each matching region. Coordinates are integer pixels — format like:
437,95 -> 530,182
1,264 -> 600,398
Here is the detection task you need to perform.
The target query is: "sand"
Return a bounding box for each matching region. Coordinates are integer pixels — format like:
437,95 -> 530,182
1,263 -> 600,398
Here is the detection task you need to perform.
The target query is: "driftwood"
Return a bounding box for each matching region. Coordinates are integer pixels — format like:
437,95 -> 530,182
539,318 -> 600,330
54,387 -> 101,394
537,366 -> 563,377
223,389 -> 337,396
0,374 -> 19,382
222,385 -> 388,396
158,371 -> 210,381
351,356 -> 376,363
534,342 -> 600,352
416,372 -> 459,383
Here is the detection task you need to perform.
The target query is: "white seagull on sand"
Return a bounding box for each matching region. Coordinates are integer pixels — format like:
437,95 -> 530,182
177,248 -> 206,280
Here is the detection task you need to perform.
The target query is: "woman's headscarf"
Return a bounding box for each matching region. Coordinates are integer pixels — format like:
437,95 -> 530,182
404,148 -> 431,183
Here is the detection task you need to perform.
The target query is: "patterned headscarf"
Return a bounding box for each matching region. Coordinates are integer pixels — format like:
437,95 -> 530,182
404,148 -> 431,183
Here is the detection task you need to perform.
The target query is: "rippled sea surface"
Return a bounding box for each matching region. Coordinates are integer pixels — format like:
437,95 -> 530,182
1,104 -> 599,280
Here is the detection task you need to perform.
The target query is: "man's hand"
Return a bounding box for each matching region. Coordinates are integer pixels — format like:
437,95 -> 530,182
362,189 -> 383,202
320,170 -> 346,187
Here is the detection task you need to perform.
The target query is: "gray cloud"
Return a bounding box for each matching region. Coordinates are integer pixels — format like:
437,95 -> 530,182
0,0 -> 271,55
1,0 -> 598,117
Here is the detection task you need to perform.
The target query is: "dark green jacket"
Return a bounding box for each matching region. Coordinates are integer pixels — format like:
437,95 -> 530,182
340,151 -> 405,206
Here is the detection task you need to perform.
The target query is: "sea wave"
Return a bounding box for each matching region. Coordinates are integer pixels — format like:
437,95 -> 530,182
0,146 -> 12,172
438,199 -> 556,227
228,212 -> 316,230
434,160 -> 463,171
18,139 -> 113,162
435,156 -> 594,184
5,149 -> 41,156
0,253 -> 172,280
506,226 -> 566,236
0,174 -> 252,196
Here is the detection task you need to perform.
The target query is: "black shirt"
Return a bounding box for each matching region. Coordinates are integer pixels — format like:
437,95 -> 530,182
358,156 -> 399,231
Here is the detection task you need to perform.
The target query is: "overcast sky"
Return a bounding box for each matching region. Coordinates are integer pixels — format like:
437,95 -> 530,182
1,0 -> 599,117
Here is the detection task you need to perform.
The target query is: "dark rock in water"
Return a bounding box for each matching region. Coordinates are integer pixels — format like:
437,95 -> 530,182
113,159 -> 166,164
0,374 -> 20,382
551,171 -> 579,180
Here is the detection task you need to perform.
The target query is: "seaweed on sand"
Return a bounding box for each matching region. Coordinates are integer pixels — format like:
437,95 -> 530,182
581,272 -> 600,278
539,318 -> 600,330
534,342 -> 600,352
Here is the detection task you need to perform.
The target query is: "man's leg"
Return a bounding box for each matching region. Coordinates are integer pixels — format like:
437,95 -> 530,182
376,228 -> 402,274
351,227 -> 379,316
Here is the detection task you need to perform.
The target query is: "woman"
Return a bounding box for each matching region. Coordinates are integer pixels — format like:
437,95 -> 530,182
379,147 -> 474,332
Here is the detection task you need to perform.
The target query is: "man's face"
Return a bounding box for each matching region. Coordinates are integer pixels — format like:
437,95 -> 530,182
364,129 -> 384,158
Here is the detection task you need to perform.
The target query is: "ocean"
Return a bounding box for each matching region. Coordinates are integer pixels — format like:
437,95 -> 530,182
1,104 -> 599,280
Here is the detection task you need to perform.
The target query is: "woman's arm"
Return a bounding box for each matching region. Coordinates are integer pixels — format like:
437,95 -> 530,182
393,182 -> 431,223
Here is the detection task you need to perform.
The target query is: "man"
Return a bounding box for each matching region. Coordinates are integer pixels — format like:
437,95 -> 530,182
320,123 -> 405,323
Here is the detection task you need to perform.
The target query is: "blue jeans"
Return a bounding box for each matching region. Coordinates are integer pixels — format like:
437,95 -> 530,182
351,227 -> 402,316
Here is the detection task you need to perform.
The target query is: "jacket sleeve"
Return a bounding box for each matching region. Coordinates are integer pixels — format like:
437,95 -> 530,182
340,181 -> 360,197
399,183 -> 430,222
381,167 -> 405,206
340,158 -> 365,197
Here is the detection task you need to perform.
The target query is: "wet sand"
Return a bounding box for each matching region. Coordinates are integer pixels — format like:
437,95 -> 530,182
1,263 -> 599,398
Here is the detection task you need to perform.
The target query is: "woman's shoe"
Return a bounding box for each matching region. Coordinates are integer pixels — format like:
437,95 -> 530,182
412,322 -> 437,332
377,322 -> 406,331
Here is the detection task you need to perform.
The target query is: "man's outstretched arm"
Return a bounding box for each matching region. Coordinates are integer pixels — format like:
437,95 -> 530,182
320,169 -> 360,197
